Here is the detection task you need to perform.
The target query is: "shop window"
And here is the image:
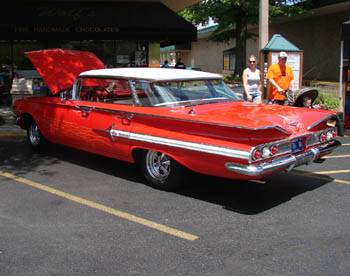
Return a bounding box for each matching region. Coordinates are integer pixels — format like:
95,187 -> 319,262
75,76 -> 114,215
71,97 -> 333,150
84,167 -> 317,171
223,48 -> 235,71
0,40 -> 149,72
13,40 -> 47,70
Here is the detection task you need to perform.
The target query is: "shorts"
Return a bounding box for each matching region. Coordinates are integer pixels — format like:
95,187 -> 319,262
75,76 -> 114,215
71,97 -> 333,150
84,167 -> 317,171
243,93 -> 261,102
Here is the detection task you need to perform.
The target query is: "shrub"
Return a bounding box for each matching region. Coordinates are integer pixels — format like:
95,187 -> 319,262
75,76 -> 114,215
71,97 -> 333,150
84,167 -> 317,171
314,92 -> 339,110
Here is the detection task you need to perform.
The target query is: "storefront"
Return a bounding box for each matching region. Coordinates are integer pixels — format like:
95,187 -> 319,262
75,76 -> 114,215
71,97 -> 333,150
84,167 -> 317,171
0,1 -> 197,103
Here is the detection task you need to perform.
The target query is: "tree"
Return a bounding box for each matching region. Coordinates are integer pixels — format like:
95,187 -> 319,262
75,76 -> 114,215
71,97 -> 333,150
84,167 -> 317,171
180,0 -> 310,77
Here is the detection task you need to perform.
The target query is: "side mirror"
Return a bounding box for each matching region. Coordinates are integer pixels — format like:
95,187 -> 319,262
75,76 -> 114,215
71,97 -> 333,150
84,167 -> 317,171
60,90 -> 72,103
60,91 -> 68,103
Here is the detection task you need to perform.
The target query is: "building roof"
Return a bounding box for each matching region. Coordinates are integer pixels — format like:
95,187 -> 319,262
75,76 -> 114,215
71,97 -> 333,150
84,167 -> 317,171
261,34 -> 302,52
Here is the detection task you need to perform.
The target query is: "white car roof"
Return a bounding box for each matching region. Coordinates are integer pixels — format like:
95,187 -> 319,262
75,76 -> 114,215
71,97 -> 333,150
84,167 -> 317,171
79,68 -> 223,81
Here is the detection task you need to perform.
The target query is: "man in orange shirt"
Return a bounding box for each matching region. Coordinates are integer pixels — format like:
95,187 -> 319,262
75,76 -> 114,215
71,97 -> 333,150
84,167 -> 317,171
266,51 -> 295,105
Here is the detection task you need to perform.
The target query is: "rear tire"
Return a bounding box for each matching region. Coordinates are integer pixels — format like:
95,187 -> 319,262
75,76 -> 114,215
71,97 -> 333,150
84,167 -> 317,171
140,150 -> 186,191
27,120 -> 46,151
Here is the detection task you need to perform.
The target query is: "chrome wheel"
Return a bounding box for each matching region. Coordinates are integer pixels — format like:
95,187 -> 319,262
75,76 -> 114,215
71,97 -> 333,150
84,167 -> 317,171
145,150 -> 171,183
29,122 -> 41,146
27,120 -> 46,151
141,149 -> 185,191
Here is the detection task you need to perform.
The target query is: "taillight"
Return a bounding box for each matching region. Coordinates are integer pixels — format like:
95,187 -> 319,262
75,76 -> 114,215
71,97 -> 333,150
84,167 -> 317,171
326,131 -> 333,140
320,130 -> 336,142
270,145 -> 279,155
331,130 -> 337,138
262,147 -> 271,158
253,149 -> 262,160
320,132 -> 327,142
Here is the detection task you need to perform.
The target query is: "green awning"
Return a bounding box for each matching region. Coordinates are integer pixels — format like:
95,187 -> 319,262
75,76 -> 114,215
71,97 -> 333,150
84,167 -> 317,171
161,43 -> 192,52
262,34 -> 302,52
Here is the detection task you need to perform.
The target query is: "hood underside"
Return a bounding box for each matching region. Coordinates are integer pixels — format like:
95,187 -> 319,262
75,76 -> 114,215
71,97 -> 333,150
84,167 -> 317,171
25,49 -> 105,95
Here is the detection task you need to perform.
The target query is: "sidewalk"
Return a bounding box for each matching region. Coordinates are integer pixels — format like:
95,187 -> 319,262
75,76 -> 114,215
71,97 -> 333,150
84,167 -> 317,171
0,106 -> 26,135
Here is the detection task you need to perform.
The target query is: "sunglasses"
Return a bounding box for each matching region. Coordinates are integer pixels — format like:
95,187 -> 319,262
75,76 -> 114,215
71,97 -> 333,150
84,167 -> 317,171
249,60 -> 256,64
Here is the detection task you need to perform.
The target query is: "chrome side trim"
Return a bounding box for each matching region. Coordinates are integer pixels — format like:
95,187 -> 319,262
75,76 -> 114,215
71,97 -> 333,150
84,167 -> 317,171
226,140 -> 341,176
109,129 -> 250,160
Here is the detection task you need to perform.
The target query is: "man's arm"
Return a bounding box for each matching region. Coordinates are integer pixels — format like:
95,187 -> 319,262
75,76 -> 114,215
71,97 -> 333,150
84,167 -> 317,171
268,78 -> 284,93
289,79 -> 295,91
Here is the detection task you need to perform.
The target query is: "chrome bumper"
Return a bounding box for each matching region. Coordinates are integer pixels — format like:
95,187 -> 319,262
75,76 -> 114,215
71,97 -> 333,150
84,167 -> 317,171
225,140 -> 341,177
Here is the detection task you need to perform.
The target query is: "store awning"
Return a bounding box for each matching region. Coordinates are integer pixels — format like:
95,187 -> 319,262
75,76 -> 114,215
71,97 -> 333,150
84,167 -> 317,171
341,21 -> 350,41
1,1 -> 197,44
341,21 -> 350,60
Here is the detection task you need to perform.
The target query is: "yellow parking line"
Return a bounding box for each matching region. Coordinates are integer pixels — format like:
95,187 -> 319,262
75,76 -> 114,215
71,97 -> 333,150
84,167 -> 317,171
313,170 -> 350,174
342,143 -> 350,146
323,155 -> 350,159
291,171 -> 350,185
0,170 -> 199,241
332,179 -> 350,184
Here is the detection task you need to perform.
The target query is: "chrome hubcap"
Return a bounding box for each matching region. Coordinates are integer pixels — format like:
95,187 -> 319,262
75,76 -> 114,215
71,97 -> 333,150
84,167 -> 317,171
146,150 -> 171,182
29,123 -> 40,146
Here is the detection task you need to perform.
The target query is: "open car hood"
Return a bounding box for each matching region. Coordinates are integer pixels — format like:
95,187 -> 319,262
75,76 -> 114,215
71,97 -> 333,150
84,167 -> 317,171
25,49 -> 105,95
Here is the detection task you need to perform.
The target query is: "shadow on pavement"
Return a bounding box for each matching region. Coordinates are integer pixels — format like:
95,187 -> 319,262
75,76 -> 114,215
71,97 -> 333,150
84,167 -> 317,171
178,171 -> 332,215
0,137 -> 333,215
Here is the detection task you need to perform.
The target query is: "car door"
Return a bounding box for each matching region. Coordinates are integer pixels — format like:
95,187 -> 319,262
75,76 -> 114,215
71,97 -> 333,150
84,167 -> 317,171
74,78 -> 133,159
44,90 -> 93,152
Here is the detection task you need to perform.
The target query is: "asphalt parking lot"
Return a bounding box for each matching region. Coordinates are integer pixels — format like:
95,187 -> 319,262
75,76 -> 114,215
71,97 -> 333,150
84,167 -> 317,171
1,108 -> 350,276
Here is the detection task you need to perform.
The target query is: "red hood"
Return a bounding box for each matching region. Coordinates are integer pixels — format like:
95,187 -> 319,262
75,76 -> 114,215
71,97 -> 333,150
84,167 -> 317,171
25,49 -> 105,95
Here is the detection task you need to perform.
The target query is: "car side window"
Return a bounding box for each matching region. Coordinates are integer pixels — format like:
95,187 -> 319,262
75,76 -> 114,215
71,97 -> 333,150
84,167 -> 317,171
77,78 -> 134,105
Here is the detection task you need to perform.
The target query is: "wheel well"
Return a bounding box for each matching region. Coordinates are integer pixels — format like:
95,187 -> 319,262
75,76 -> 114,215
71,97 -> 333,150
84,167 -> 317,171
21,113 -> 34,130
131,148 -> 145,164
131,147 -> 188,170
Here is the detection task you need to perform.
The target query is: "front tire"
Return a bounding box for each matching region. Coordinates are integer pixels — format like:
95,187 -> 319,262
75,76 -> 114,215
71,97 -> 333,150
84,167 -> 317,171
141,150 -> 186,191
27,120 -> 46,151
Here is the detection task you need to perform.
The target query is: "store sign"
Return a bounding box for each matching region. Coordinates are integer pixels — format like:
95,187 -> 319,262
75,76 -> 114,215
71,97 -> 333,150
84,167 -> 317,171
14,26 -> 120,33
37,7 -> 96,20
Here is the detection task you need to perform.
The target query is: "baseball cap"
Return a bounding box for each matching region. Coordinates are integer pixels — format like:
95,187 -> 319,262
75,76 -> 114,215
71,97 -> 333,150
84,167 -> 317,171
279,51 -> 288,58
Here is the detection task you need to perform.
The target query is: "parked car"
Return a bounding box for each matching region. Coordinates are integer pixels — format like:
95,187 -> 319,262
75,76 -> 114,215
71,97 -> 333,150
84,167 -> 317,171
10,70 -> 50,103
13,49 -> 342,191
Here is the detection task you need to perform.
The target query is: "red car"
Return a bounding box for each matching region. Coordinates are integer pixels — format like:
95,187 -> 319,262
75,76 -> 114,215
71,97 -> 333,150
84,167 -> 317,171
13,49 -> 341,191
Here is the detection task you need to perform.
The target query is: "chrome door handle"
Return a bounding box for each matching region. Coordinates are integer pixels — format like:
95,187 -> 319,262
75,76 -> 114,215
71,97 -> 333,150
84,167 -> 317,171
76,105 -> 92,117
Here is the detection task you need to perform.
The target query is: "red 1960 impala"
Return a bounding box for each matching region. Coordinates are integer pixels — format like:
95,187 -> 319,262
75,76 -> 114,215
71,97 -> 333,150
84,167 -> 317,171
13,49 -> 341,191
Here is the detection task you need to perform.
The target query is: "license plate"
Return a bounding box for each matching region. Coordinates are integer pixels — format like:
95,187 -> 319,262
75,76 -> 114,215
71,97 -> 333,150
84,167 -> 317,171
291,139 -> 303,152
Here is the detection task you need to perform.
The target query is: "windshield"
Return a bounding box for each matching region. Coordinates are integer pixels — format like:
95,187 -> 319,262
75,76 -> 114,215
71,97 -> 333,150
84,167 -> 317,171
135,80 -> 241,107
